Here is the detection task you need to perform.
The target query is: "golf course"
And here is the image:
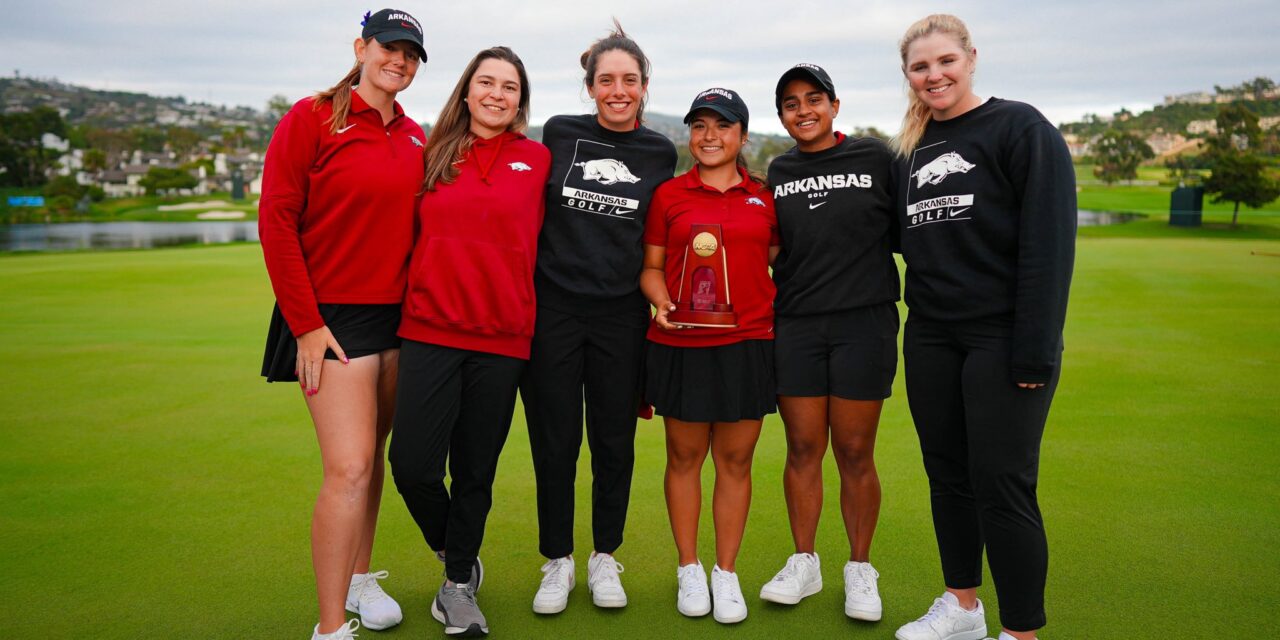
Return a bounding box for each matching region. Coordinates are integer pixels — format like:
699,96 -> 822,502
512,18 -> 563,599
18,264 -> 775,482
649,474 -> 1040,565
1,186 -> 1277,638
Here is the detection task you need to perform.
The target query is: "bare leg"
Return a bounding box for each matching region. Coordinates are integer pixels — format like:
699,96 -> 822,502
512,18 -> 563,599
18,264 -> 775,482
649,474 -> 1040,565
352,349 -> 398,575
778,396 -> 829,554
306,355 -> 380,633
709,419 -> 763,571
829,397 -> 884,562
664,418 -> 711,566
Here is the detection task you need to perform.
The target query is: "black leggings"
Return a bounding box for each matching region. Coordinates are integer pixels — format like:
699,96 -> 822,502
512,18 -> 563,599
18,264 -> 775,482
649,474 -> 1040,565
519,301 -> 649,559
904,317 -> 1061,632
389,340 -> 524,584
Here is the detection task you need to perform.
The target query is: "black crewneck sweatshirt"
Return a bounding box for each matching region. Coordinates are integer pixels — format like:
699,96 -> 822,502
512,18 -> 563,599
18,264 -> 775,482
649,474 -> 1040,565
534,114 -> 677,307
895,98 -> 1076,383
768,133 -> 899,316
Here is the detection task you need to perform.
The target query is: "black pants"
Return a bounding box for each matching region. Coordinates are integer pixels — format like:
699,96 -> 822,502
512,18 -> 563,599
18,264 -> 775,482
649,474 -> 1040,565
903,317 -> 1061,632
519,301 -> 649,559
389,340 -> 524,584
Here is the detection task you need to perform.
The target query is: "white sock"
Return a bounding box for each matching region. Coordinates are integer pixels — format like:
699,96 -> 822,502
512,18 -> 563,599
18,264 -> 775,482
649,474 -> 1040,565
999,633 -> 1031,640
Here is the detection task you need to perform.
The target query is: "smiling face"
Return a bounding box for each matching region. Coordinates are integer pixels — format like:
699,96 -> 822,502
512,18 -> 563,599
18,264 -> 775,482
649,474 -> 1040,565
355,37 -> 420,98
466,58 -> 522,139
779,78 -> 840,152
688,110 -> 745,171
903,31 -> 980,121
587,49 -> 646,132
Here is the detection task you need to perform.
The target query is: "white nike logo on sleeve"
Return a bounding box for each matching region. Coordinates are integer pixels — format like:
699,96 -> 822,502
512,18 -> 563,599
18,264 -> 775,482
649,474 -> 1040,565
336,124 -> 357,134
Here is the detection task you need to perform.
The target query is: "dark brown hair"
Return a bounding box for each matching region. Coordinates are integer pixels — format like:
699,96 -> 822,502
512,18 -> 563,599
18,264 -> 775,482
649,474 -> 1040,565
580,18 -> 651,124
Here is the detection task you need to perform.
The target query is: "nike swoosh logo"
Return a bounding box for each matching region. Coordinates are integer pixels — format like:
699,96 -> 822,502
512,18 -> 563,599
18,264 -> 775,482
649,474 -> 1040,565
949,207 -> 970,217
614,209 -> 635,216
809,201 -> 827,210
336,125 -> 357,134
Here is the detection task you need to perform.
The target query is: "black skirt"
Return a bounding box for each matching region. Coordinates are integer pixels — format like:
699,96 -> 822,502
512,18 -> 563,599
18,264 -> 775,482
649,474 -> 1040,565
260,303 -> 402,382
644,339 -> 777,423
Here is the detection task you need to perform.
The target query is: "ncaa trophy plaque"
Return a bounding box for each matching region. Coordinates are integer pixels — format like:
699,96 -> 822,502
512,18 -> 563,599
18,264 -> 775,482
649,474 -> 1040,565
668,224 -> 738,328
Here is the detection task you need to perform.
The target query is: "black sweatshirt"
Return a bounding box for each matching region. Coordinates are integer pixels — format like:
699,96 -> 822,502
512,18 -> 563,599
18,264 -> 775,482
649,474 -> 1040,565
895,98 -> 1076,383
535,114 -> 678,308
768,133 -> 899,316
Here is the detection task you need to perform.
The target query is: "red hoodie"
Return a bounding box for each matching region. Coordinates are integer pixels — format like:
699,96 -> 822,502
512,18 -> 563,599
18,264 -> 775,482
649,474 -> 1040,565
259,93 -> 425,336
398,131 -> 551,359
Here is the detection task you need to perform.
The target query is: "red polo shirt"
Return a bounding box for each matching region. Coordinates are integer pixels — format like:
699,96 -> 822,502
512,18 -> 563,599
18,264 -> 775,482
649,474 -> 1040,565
259,92 -> 425,336
643,166 -> 779,348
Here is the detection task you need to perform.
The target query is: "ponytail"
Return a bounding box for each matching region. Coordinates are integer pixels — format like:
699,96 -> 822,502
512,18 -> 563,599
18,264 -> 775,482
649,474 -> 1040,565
313,58 -> 365,136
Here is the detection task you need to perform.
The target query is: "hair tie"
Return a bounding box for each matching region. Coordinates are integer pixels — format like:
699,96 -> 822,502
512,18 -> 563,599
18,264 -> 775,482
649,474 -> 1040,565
360,10 -> 371,27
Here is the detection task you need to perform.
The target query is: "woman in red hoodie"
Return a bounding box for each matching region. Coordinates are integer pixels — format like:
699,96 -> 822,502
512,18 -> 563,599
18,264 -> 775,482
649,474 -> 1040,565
258,9 -> 425,640
388,46 -> 550,638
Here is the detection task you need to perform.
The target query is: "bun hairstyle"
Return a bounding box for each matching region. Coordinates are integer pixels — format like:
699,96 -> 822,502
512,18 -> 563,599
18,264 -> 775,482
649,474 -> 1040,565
421,46 -> 532,191
891,13 -> 975,157
580,18 -> 651,125
313,37 -> 375,135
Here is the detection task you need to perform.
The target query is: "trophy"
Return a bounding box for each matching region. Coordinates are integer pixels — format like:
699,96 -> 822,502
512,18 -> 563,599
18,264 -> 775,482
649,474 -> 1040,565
668,224 -> 738,328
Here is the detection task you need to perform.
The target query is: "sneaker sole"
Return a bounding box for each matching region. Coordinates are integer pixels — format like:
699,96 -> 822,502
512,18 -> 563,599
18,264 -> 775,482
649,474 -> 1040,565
591,592 -> 628,608
678,601 -> 711,617
344,602 -> 402,630
759,580 -> 823,605
844,601 -> 882,621
532,599 -> 569,615
894,628 -> 985,640
432,597 -> 489,636
714,608 -> 747,624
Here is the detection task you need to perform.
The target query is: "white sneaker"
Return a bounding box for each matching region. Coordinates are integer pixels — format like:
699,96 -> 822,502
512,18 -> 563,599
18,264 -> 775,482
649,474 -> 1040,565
311,619 -> 359,640
711,565 -> 748,624
587,552 -> 628,608
676,562 -> 711,617
345,571 -> 402,630
532,556 -> 575,614
759,552 -> 822,604
894,592 -> 987,640
844,561 -> 882,621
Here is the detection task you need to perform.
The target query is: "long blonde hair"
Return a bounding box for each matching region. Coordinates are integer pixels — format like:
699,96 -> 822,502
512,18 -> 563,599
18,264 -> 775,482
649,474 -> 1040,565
891,14 -> 975,158
312,38 -> 374,135
421,46 -> 532,191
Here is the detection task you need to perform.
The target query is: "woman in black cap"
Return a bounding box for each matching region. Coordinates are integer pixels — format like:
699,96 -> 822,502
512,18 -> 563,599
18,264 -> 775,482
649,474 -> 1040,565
758,63 -> 899,623
257,8 -> 426,640
890,14 -> 1075,640
641,88 -> 778,625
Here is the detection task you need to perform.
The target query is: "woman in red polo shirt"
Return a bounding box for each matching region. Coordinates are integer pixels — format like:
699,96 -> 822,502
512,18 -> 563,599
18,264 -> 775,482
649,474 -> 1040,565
640,88 -> 779,626
258,9 -> 425,640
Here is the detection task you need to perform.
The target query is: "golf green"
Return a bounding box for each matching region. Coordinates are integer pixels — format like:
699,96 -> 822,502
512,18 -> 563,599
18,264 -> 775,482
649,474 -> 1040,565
1,238 -> 1276,638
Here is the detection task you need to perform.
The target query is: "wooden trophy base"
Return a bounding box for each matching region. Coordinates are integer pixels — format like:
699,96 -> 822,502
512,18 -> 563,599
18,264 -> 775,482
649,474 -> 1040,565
669,303 -> 738,329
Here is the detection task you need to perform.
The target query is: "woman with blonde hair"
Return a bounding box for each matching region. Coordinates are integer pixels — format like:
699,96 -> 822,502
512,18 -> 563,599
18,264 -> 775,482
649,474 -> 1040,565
258,9 -> 426,639
889,14 -> 1075,640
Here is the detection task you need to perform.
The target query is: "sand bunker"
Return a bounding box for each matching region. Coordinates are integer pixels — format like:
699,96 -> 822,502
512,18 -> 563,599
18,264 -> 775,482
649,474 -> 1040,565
159,200 -> 231,211
196,210 -> 247,220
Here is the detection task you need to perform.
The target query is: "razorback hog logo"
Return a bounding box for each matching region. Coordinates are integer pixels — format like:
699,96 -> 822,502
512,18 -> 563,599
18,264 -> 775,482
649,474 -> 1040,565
575,159 -> 641,186
509,162 -> 531,172
745,197 -> 765,207
912,152 -> 976,187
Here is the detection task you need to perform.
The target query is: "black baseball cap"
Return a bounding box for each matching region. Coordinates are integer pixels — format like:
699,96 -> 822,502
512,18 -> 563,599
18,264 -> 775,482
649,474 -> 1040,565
362,8 -> 428,62
683,88 -> 749,130
775,63 -> 836,113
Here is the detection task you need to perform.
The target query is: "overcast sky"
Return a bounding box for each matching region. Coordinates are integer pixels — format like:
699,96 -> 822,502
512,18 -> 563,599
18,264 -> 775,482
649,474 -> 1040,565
4,0 -> 1277,135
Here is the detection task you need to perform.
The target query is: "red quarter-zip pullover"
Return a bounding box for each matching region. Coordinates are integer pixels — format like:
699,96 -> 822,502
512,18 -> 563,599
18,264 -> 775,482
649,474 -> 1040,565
259,92 -> 425,336
398,131 -> 551,359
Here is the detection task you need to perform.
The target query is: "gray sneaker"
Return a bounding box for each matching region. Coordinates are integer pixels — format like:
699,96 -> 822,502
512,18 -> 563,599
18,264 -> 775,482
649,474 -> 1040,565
435,551 -> 484,593
431,582 -> 489,636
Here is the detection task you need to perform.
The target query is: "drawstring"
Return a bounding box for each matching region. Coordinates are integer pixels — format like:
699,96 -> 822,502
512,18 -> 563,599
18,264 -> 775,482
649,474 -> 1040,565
469,134 -> 505,185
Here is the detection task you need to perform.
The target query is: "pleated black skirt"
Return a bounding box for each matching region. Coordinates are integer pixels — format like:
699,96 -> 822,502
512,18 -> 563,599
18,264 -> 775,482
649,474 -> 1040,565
644,339 -> 777,423
260,303 -> 402,382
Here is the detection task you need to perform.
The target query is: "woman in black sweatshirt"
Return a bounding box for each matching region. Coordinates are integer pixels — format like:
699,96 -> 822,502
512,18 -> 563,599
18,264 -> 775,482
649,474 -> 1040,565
890,14 -> 1075,640
519,20 -> 677,615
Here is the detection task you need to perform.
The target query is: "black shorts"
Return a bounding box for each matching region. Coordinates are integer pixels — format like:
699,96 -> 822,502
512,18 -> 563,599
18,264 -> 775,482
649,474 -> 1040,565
260,303 -> 402,382
644,339 -> 776,423
774,302 -> 900,400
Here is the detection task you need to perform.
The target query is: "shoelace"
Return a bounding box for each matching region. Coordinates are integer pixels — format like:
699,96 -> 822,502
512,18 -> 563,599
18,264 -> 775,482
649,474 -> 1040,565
443,583 -> 477,607
358,570 -> 392,604
773,554 -> 812,583
713,571 -> 743,604
846,564 -> 879,595
593,556 -> 624,586
912,597 -> 950,627
678,565 -> 708,598
540,559 -> 571,593
319,619 -> 360,639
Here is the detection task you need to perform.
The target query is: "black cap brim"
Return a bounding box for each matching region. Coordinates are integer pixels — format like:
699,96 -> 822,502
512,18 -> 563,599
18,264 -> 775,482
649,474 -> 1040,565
683,105 -> 747,127
373,32 -> 428,63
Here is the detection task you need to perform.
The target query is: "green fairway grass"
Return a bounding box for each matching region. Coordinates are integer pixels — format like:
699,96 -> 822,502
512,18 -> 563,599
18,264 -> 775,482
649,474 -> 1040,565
2,239 -> 1278,638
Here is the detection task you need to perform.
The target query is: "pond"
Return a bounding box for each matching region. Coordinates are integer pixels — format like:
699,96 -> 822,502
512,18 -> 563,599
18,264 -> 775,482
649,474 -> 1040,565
0,221 -> 259,252
1,210 -> 1146,252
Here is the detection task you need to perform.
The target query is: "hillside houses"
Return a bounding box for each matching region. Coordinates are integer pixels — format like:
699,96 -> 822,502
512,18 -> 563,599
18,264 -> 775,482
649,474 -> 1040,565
45,134 -> 263,198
